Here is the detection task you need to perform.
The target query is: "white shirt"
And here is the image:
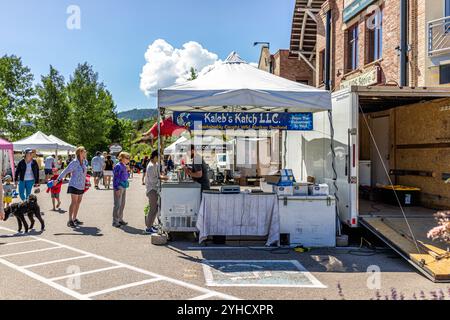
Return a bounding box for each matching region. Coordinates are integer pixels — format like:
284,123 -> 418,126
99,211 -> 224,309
145,161 -> 159,194
44,156 -> 55,169
24,161 -> 34,181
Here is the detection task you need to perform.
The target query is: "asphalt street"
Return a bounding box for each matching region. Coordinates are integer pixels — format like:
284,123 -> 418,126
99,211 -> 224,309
0,174 -> 448,300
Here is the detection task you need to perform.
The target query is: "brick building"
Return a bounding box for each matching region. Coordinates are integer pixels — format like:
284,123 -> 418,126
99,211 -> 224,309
258,0 -> 450,208
315,0 -> 450,89
258,48 -> 314,85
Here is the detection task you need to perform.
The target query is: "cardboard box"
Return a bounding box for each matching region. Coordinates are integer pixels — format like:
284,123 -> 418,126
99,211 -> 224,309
264,169 -> 295,186
264,174 -> 281,185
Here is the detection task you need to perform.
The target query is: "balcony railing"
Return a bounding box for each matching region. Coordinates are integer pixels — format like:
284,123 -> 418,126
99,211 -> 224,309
428,16 -> 450,56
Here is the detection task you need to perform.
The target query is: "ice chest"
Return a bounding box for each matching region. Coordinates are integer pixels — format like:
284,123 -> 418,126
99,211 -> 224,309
308,184 -> 329,196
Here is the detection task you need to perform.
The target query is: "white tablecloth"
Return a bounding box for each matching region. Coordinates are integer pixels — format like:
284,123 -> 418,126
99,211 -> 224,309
196,193 -> 280,246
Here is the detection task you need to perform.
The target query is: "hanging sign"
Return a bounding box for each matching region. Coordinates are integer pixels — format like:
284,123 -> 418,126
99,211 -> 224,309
109,144 -> 122,153
343,0 -> 377,23
173,112 -> 313,131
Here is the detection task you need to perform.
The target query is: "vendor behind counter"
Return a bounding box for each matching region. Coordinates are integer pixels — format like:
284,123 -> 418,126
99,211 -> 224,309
183,145 -> 210,192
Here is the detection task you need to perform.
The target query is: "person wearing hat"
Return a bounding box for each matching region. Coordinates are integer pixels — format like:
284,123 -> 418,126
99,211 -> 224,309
2,175 -> 14,208
14,148 -> 40,201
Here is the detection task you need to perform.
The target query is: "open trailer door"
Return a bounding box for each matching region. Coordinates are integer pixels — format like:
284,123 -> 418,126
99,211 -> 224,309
360,215 -> 450,282
329,88 -> 359,228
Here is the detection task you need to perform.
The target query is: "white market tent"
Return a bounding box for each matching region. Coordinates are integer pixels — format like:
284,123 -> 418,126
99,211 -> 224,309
13,131 -> 58,151
48,135 -> 76,152
13,131 -> 75,153
158,52 -> 331,112
164,136 -> 188,155
164,136 -> 231,155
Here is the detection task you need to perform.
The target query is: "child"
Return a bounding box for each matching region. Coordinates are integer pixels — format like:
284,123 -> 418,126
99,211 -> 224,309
3,175 -> 14,208
47,168 -> 62,211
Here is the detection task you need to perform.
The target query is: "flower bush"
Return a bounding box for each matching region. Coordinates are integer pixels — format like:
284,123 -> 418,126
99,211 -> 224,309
427,211 -> 450,244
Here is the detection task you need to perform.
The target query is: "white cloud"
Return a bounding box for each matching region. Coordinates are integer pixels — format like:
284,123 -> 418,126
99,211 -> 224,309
140,39 -> 220,97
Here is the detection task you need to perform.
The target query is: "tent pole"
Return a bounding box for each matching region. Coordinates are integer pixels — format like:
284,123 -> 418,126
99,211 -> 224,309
157,107 -> 161,190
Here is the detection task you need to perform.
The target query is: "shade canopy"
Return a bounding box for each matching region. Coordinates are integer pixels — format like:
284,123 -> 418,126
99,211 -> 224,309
158,52 -> 332,113
164,136 -> 188,155
164,136 -> 232,155
0,138 -> 13,151
0,138 -> 15,179
147,117 -> 187,139
48,135 -> 76,152
13,131 -> 59,151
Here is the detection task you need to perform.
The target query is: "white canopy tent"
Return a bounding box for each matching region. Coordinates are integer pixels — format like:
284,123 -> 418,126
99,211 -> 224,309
157,51 -> 334,176
13,131 -> 58,151
13,131 -> 75,153
48,135 -> 76,152
164,136 -> 231,155
158,52 -> 331,112
164,136 -> 188,155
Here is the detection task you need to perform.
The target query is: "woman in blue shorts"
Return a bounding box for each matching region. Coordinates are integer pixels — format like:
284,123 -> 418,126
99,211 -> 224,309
56,146 -> 88,228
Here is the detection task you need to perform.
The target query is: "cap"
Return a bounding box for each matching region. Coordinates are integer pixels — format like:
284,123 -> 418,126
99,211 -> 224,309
24,148 -> 33,154
3,175 -> 12,181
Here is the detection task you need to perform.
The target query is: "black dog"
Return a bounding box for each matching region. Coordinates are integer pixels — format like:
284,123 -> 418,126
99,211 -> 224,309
3,195 -> 45,233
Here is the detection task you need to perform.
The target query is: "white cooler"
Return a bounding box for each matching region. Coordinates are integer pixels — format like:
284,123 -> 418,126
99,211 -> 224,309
278,195 -> 336,247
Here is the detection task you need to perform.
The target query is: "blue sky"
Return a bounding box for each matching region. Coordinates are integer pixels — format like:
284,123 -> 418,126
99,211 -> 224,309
0,0 -> 295,111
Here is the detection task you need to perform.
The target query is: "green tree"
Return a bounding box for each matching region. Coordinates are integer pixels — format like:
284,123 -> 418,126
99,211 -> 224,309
35,65 -> 71,140
67,63 -> 116,155
0,55 -> 37,139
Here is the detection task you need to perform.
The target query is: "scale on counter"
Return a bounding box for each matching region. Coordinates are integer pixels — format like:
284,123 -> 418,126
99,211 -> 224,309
220,185 -> 241,194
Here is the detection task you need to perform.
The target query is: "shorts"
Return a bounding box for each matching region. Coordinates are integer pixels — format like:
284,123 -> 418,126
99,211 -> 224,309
67,186 -> 85,195
51,193 -> 60,199
4,196 -> 12,204
44,169 -> 53,175
103,170 -> 113,176
93,171 -> 102,178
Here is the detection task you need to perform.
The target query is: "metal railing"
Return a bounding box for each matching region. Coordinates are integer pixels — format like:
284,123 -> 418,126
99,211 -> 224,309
428,15 -> 450,56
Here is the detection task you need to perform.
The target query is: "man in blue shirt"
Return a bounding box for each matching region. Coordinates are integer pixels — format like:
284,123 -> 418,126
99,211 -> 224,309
91,151 -> 104,190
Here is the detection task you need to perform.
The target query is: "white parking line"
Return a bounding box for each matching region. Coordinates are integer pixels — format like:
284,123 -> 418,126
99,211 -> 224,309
0,256 -> 89,300
85,278 -> 162,298
22,255 -> 92,269
189,292 -> 218,300
2,239 -> 43,246
0,246 -> 62,258
50,265 -> 123,281
0,226 -> 240,300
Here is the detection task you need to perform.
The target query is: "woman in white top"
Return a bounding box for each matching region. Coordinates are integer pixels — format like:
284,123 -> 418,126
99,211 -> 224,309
144,151 -> 168,234
14,149 -> 40,201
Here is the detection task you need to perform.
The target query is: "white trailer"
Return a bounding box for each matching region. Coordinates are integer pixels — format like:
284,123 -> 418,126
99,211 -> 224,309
283,86 -> 450,282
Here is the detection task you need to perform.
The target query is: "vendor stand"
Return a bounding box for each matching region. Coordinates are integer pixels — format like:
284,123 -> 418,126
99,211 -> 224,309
156,52 -> 333,246
0,138 -> 15,179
